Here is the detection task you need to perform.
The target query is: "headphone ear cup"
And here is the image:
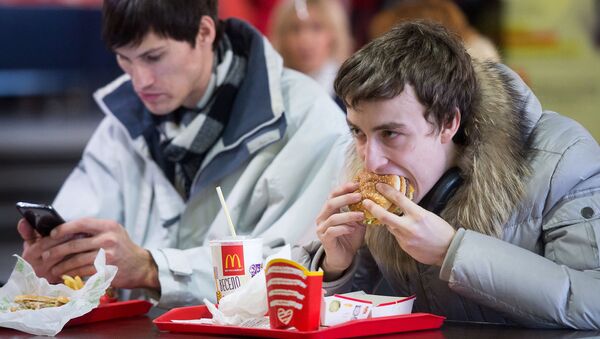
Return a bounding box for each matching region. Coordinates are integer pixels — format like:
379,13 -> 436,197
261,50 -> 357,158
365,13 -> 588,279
419,167 -> 463,215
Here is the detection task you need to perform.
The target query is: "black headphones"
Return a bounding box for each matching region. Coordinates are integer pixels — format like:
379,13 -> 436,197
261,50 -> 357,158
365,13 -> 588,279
418,167 -> 463,215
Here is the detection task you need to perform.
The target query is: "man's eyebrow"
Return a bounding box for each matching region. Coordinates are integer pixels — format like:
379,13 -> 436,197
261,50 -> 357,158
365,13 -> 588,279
138,47 -> 165,58
373,122 -> 408,131
117,47 -> 165,61
346,120 -> 408,131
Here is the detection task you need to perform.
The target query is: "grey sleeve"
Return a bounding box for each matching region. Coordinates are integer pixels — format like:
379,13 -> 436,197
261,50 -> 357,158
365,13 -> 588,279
292,240 -> 358,295
439,132 -> 600,329
440,177 -> 600,328
441,223 -> 600,329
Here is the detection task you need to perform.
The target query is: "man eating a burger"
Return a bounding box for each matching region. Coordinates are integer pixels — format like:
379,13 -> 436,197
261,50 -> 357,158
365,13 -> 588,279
296,21 -> 600,329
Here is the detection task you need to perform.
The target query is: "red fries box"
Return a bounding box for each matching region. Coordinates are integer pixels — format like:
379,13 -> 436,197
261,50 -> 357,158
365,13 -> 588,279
265,259 -> 323,331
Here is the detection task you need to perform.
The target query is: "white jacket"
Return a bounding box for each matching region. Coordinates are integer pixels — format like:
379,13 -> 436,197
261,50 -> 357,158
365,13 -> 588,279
54,21 -> 349,308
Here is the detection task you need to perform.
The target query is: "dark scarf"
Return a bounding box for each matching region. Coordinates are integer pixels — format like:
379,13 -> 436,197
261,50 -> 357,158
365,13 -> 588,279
150,34 -> 247,199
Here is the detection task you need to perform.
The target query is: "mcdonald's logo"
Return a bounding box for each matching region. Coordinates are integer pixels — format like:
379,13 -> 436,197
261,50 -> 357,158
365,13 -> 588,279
225,254 -> 241,269
221,244 -> 245,276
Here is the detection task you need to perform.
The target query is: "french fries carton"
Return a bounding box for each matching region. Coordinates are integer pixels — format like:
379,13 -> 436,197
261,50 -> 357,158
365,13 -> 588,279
321,291 -> 415,326
265,259 -> 323,331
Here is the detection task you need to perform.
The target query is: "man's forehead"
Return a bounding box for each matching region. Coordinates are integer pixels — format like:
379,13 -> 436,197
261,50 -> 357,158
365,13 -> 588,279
114,31 -> 167,54
346,95 -> 430,132
346,108 -> 413,129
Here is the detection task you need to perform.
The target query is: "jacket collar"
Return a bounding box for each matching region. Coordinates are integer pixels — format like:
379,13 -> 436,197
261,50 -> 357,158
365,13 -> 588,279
219,18 -> 285,146
442,61 -> 538,237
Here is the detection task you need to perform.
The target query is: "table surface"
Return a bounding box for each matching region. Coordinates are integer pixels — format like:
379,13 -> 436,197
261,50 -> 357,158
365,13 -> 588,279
0,311 -> 598,338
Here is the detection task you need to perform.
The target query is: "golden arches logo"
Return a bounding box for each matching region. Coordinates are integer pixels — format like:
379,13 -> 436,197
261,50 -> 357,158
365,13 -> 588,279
224,254 -> 242,269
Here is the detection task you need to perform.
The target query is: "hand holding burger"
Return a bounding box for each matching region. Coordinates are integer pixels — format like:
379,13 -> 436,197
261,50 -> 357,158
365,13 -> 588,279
360,174 -> 457,267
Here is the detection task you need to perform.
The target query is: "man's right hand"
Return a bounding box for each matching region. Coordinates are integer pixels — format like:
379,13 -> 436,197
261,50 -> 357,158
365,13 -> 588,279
316,182 -> 366,280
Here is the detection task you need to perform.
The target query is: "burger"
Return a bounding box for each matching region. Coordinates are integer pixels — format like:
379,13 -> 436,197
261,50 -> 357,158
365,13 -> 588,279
12,294 -> 70,311
348,171 -> 414,225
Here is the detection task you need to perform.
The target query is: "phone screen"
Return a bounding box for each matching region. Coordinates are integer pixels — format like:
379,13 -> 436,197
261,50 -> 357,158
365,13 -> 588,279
16,202 -> 66,236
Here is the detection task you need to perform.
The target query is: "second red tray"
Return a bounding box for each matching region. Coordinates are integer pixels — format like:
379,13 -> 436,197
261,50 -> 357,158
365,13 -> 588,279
67,300 -> 153,326
153,305 -> 445,339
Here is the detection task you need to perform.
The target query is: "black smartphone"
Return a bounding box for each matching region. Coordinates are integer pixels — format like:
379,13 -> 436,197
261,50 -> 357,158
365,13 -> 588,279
15,202 -> 66,237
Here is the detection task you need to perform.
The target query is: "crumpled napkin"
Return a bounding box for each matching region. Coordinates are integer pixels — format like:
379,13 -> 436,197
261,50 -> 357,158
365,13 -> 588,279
0,249 -> 118,336
203,244 -> 291,326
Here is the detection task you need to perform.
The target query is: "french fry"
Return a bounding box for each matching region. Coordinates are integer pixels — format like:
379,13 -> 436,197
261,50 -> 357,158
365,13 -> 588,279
62,274 -> 84,290
74,275 -> 84,289
62,275 -> 75,289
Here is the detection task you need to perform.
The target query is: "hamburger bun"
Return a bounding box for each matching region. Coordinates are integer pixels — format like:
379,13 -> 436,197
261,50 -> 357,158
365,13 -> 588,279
348,171 -> 414,225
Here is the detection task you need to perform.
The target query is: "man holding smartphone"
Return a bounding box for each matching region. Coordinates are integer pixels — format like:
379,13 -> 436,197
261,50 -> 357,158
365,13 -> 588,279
17,0 -> 347,308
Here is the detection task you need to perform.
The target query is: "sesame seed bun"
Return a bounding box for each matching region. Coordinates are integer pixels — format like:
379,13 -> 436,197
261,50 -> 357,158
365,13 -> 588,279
348,171 -> 414,225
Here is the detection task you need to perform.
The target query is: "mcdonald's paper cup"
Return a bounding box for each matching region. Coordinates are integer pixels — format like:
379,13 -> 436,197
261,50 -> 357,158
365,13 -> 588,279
209,237 -> 263,302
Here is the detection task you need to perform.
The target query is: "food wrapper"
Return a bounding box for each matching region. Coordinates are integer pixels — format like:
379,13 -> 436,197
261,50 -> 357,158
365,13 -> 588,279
321,291 -> 415,326
0,249 -> 118,336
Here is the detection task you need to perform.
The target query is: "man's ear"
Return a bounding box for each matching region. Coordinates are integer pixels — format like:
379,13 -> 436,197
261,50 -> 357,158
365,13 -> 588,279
196,16 -> 216,47
440,108 -> 461,144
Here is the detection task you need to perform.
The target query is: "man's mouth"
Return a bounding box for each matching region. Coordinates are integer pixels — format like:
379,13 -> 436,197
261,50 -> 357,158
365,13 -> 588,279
139,92 -> 163,102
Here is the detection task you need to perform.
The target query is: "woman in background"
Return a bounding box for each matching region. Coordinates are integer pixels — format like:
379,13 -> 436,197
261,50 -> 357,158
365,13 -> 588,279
269,0 -> 352,105
369,0 -> 500,62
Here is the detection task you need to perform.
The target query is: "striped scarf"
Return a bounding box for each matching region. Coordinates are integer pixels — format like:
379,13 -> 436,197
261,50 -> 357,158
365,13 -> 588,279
154,34 -> 246,199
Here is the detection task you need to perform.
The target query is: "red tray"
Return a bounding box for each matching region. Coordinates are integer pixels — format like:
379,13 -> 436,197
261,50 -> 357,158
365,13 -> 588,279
67,300 -> 153,326
153,305 -> 445,339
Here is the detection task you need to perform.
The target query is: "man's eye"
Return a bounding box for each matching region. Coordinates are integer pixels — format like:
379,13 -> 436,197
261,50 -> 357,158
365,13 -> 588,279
349,127 -> 363,137
144,54 -> 162,62
382,130 -> 399,138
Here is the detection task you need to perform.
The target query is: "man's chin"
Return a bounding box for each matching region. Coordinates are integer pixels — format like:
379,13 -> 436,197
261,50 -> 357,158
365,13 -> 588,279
143,103 -> 175,116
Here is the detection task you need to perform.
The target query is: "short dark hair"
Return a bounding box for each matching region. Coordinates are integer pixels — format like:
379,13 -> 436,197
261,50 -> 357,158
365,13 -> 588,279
102,0 -> 219,49
335,20 -> 478,144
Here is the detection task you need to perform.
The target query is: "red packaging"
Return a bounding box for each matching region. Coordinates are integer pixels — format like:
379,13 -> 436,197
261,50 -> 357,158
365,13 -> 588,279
265,259 -> 322,331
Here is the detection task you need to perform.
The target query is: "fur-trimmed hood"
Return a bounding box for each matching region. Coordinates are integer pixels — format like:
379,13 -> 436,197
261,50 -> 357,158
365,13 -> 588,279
352,62 -> 542,274
442,61 -> 535,236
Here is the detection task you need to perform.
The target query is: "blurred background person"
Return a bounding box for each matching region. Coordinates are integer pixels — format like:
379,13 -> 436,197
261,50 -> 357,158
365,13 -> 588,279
369,0 -> 501,62
269,0 -> 352,105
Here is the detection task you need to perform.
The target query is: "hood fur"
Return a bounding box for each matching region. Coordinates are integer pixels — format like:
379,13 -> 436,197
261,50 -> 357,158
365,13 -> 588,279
352,62 -> 533,277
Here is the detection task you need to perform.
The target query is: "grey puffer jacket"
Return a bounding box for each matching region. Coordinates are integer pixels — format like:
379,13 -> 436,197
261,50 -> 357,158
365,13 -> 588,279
296,63 -> 600,329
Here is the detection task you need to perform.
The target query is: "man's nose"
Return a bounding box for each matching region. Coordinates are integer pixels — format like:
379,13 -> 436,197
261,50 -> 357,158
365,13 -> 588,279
131,64 -> 154,89
363,140 -> 387,172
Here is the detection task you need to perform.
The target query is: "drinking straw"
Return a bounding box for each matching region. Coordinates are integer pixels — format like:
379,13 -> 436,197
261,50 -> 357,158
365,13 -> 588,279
216,186 -> 237,238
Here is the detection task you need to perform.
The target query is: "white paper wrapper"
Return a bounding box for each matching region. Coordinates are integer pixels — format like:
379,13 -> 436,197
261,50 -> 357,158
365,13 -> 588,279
0,249 -> 118,336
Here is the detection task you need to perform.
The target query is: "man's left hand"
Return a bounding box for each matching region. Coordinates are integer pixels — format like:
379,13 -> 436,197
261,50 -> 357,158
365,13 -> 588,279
362,183 -> 456,266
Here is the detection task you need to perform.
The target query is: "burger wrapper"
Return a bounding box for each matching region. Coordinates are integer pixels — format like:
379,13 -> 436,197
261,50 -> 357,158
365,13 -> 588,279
0,249 -> 118,336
